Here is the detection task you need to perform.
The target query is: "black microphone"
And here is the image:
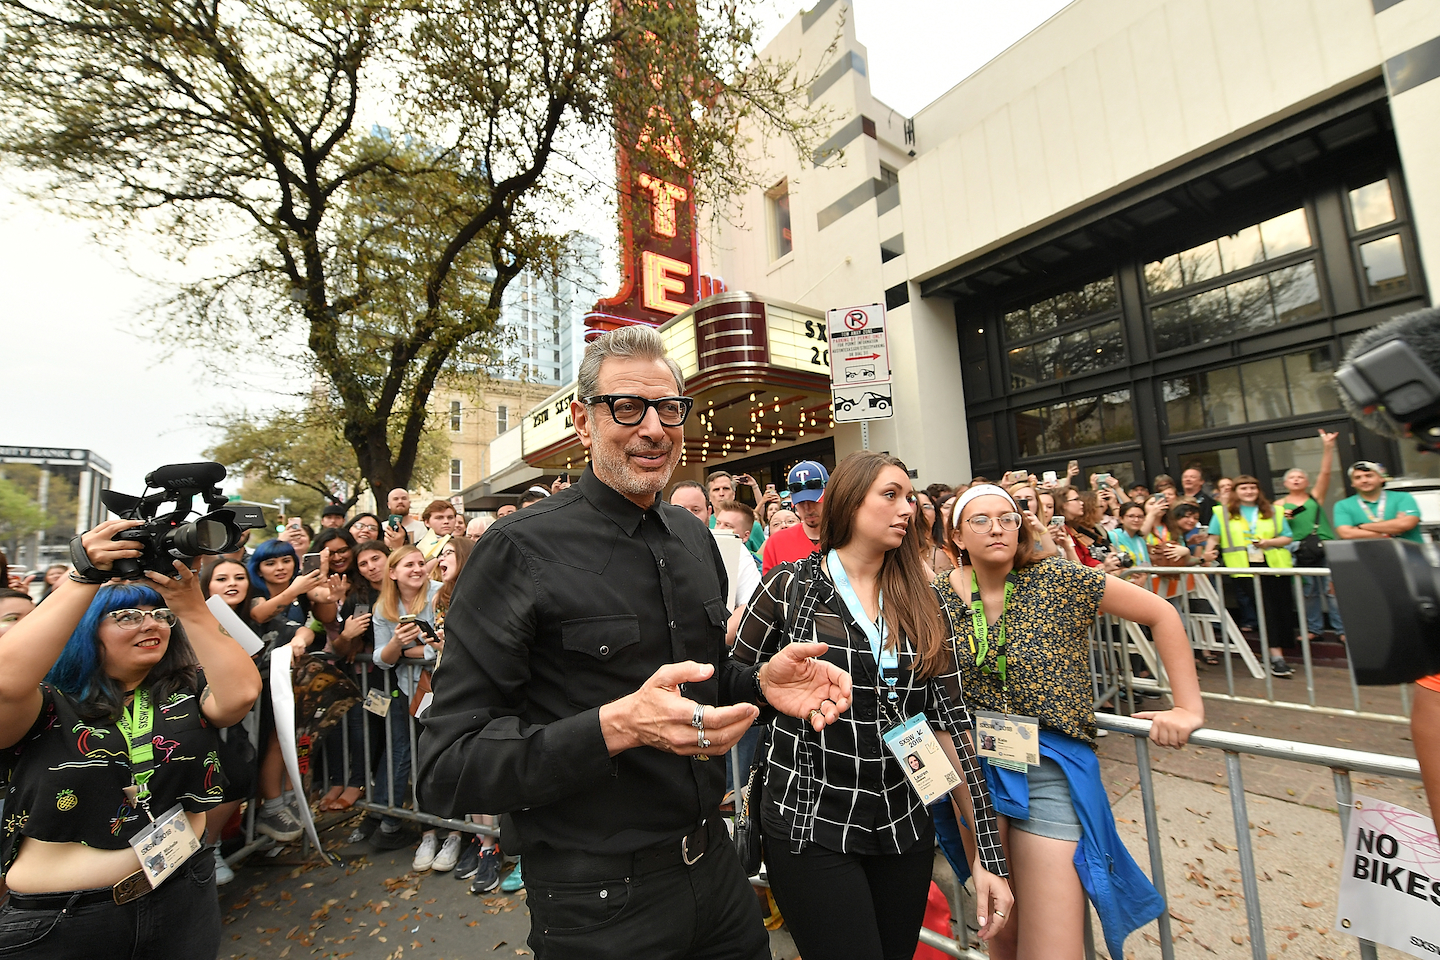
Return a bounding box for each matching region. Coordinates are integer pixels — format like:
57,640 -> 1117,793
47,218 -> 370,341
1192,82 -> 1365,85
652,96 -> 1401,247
145,461 -> 228,490
1337,306 -> 1440,442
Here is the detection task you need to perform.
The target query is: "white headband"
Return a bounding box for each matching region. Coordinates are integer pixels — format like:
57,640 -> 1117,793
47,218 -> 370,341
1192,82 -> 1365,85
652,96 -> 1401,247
951,484 -> 1018,527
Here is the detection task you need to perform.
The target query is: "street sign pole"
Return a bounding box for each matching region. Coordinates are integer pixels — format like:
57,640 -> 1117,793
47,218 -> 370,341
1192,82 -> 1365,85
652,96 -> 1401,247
861,421 -> 870,451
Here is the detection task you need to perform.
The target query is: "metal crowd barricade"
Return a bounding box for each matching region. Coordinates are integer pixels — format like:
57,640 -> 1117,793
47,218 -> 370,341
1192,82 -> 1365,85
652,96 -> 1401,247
1094,712 -> 1416,960
1098,564 -> 1411,725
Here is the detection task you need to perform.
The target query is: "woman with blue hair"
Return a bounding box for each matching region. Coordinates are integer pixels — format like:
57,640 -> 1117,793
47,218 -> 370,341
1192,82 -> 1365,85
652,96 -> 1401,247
0,519 -> 261,958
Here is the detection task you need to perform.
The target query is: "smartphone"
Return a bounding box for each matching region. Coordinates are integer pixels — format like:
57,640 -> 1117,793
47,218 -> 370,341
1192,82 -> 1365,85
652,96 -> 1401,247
1096,472 -> 1113,485
288,517 -> 303,530
1067,460 -> 1079,474
559,473 -> 569,483
301,553 -> 323,576
398,614 -> 417,625
1042,470 -> 1058,484
1049,515 -> 1065,527
766,483 -> 777,494
1015,497 -> 1031,512
387,514 -> 404,531
352,603 -> 371,617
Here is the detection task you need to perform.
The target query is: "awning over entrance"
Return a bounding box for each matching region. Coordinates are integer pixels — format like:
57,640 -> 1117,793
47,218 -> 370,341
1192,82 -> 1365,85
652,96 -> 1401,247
482,290 -> 836,480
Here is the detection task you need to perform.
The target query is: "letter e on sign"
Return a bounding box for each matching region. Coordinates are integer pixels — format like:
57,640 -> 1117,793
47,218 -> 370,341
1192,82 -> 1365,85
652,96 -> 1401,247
641,251 -> 692,315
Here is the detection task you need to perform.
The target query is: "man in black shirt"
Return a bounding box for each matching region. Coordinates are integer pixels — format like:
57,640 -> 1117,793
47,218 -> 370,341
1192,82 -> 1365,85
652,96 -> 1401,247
419,325 -> 852,960
1181,465 -> 1220,523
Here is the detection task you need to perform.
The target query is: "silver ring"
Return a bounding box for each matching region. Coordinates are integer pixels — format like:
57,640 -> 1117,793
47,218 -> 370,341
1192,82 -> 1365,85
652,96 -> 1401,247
993,910 -> 1005,918
691,702 -> 705,730
698,729 -> 711,749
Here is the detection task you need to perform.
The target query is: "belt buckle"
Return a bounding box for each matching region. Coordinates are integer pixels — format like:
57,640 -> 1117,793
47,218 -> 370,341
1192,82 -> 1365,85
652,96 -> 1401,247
113,869 -> 152,905
681,823 -> 705,866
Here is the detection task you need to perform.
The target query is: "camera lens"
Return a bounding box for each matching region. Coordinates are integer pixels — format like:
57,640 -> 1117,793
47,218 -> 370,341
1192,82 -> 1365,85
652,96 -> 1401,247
167,518 -> 230,556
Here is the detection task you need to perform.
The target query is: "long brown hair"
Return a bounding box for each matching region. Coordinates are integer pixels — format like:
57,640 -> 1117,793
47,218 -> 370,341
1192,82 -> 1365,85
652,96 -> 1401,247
1223,474 -> 1275,520
435,536 -> 474,613
377,545 -> 428,622
818,452 -> 945,679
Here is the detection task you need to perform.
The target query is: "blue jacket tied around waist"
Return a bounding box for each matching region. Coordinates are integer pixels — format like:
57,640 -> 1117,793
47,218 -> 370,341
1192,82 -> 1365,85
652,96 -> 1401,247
964,730 -> 1165,958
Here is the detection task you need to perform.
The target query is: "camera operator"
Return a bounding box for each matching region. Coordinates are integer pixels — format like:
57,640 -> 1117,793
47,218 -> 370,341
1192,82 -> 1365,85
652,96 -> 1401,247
0,520 -> 261,958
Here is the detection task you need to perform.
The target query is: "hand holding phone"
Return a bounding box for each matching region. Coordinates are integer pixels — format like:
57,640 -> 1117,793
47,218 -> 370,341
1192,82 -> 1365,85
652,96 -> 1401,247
301,552 -> 323,576
387,514 -> 403,532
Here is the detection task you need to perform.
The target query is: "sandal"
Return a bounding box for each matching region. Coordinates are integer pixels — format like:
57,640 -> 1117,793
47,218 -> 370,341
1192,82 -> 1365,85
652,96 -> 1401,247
318,785 -> 345,811
1201,651 -> 1220,665
324,786 -> 363,811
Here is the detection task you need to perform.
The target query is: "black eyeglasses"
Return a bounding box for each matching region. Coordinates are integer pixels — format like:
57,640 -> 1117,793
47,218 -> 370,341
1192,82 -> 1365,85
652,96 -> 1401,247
787,477 -> 825,494
582,395 -> 694,427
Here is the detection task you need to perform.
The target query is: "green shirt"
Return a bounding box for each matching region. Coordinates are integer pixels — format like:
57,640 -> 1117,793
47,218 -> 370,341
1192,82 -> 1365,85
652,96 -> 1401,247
1332,489 -> 1424,543
1281,497 -> 1337,541
709,515 -> 765,554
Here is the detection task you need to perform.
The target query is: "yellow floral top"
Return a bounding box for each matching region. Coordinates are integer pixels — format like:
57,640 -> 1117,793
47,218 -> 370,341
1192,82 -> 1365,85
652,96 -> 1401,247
933,556 -> 1107,745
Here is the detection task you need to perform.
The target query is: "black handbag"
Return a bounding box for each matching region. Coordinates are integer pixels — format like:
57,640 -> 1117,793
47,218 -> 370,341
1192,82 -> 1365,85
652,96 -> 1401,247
1294,532 -> 1325,567
734,723 -> 770,876
732,561 -> 822,876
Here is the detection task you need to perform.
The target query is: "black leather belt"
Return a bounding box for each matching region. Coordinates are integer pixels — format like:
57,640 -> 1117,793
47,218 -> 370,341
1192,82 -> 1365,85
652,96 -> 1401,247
525,819 -> 719,883
7,869 -> 153,910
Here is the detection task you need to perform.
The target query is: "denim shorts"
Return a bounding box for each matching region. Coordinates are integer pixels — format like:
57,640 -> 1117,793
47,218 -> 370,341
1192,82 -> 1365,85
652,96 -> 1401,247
1007,756 -> 1082,842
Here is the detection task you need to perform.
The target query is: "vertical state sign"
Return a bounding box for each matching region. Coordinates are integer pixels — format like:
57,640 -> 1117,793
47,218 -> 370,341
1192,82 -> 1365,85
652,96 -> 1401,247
828,303 -> 893,424
1334,795 -> 1440,957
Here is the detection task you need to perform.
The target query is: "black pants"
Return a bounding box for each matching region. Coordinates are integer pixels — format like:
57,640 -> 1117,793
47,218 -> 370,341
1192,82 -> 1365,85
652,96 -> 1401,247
765,826 -> 936,960
524,827 -> 768,960
0,850 -> 219,959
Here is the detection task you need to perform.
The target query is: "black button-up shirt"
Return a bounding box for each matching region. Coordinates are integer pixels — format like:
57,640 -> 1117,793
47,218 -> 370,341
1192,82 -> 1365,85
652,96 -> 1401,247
417,466 -> 761,855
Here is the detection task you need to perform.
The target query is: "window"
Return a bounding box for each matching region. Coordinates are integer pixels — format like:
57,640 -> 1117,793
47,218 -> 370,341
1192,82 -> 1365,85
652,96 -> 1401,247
879,164 -> 899,189
969,417 -> 997,465
767,180 -> 793,260
1002,277 -> 1123,388
449,400 -> 462,432
496,405 -> 509,433
1014,389 -> 1134,458
449,459 -> 463,492
1349,179 -> 1397,231
1162,346 -> 1339,434
1144,208 -> 1324,352
1359,235 -> 1411,299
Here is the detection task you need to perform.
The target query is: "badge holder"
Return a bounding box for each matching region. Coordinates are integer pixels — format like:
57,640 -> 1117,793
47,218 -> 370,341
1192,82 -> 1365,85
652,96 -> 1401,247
974,710 -> 1040,772
883,712 -> 962,805
118,687 -> 202,892
362,688 -> 391,717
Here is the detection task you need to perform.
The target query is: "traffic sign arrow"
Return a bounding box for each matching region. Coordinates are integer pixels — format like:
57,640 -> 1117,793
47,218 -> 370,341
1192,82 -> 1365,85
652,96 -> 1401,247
850,353 -> 881,360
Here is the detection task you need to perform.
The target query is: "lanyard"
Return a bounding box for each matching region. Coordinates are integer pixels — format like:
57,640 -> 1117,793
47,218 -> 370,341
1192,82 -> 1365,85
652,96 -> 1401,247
826,550 -> 900,701
114,686 -> 157,813
968,571 -> 1013,691
1358,492 -> 1387,523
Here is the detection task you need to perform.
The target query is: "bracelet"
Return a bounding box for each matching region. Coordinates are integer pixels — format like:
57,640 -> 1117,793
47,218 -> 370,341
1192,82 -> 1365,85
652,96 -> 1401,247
753,667 -> 768,706
68,571 -> 108,585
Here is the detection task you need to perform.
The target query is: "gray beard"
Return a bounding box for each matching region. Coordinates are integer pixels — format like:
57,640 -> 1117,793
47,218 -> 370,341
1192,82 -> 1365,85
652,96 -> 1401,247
590,438 -> 677,501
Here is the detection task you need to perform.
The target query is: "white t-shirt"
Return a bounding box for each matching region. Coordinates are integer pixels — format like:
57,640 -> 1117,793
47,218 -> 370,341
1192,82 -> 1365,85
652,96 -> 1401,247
713,530 -> 761,609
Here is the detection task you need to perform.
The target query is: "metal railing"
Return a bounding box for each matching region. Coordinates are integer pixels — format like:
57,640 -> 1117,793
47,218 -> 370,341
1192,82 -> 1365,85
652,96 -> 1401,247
1095,564 -> 1412,725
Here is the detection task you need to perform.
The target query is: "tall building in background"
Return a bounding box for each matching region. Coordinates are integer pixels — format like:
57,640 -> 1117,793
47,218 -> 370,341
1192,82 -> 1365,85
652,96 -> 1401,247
499,232 -> 605,386
0,446 -> 112,570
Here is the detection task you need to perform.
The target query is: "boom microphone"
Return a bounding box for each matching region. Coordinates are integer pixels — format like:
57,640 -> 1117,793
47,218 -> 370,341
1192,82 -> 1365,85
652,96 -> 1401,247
144,461 -> 228,491
1336,306 -> 1440,447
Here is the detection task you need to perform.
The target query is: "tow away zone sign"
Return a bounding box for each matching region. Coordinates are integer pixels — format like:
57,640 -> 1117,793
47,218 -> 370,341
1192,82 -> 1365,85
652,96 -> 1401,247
828,303 -> 893,423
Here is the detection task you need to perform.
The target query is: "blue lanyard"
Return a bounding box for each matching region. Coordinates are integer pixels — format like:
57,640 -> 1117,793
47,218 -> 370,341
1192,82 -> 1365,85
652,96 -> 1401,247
827,550 -> 899,699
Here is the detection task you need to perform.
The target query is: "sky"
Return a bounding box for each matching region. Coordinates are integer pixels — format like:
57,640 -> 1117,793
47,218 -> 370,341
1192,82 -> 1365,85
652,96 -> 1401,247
0,0 -> 1072,496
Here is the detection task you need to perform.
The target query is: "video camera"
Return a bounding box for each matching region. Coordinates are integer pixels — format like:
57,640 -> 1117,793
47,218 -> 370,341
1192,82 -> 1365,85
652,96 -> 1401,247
97,462 -> 267,579
1325,306 -> 1440,684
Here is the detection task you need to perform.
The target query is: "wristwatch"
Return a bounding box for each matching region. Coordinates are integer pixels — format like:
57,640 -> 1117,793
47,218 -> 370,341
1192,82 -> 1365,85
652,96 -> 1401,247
68,535 -> 111,584
753,667 -> 769,706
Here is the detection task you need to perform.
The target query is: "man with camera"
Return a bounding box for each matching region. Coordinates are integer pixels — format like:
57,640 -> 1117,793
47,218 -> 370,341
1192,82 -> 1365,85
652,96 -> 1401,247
418,326 -> 852,960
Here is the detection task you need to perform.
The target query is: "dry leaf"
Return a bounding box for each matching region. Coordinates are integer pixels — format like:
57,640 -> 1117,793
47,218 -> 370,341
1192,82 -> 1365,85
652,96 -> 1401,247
1170,910 -> 1195,924
1301,900 -> 1322,908
1232,935 -> 1245,945
467,921 -> 479,928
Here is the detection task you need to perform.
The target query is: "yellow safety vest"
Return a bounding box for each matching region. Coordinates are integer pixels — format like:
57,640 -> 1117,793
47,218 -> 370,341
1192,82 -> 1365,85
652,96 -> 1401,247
1216,508 -> 1292,577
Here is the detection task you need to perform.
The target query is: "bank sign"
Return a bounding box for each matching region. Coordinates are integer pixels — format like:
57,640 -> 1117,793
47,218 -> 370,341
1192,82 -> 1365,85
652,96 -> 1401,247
1335,796 -> 1440,957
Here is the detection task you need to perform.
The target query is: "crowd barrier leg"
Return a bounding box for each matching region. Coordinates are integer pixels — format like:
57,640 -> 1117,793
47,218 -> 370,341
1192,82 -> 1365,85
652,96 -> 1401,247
1293,575 -> 1316,707
1331,769 -> 1380,960
1223,751 -> 1267,960
1253,578 -> 1276,703
1133,735 -> 1175,960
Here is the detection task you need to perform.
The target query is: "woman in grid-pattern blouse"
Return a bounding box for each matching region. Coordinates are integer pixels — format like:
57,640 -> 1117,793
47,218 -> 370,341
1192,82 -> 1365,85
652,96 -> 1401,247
732,452 -> 1011,960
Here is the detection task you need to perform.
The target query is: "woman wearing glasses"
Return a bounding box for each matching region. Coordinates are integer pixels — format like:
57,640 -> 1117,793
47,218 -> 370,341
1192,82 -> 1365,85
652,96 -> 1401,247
935,485 -> 1203,960
0,520 -> 262,958
733,452 -> 1012,960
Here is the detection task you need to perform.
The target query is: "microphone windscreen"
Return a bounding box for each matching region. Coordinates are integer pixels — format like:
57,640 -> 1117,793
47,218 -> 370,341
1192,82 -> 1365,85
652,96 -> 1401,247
1339,307 -> 1440,439
145,461 -> 228,490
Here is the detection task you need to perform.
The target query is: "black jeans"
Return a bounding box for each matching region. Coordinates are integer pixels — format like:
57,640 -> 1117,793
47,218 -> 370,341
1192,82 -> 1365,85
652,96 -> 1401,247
765,826 -> 936,960
0,851 -> 219,960
524,828 -> 768,960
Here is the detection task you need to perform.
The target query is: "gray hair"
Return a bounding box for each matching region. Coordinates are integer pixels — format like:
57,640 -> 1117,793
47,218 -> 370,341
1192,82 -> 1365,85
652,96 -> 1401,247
576,325 -> 684,400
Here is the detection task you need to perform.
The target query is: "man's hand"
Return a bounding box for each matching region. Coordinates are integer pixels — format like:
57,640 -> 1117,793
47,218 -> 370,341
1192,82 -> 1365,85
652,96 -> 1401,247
599,662 -> 759,758
383,524 -> 407,550
758,642 -> 853,731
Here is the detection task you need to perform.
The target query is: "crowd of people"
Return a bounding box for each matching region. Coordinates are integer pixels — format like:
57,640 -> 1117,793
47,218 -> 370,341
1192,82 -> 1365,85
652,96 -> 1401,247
0,323 -> 1428,958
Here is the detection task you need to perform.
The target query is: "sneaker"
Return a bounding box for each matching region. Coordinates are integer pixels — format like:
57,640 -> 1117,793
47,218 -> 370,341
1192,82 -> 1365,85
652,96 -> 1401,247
347,816 -> 380,845
212,844 -> 235,886
499,858 -> 524,893
470,847 -> 502,894
256,803 -> 304,842
412,833 -> 440,872
454,836 -> 483,880
1270,656 -> 1294,678
432,832 -> 463,872
371,823 -> 419,851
